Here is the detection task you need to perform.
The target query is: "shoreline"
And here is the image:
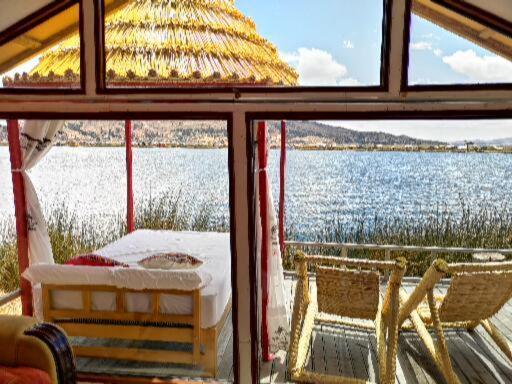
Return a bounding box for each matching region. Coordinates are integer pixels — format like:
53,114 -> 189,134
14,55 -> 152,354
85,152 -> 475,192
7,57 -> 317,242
2,142 -> 512,154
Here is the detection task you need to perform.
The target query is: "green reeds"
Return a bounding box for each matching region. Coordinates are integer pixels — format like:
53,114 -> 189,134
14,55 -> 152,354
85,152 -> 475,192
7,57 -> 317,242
1,197 -> 511,292
284,203 -> 512,276
0,193 -> 227,292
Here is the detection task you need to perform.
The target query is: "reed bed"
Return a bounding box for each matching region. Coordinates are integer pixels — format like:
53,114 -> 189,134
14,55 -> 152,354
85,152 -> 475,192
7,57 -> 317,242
284,203 -> 512,276
1,197 -> 512,295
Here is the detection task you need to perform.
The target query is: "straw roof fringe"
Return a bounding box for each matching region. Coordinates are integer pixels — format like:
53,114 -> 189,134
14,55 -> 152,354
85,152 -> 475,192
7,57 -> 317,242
5,0 -> 298,86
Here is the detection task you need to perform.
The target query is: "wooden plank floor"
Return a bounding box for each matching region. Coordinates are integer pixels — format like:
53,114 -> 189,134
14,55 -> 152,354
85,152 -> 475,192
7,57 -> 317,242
258,275 -> 512,384
78,275 -> 512,383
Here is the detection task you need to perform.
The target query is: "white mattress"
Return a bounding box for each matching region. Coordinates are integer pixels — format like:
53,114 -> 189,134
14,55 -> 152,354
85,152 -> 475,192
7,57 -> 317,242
25,230 -> 232,328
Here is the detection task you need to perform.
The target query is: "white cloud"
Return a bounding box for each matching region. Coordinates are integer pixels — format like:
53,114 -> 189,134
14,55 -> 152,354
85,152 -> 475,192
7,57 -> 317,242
282,47 -> 360,86
280,51 -> 300,65
421,33 -> 441,41
338,77 -> 361,86
343,40 -> 354,49
411,41 -> 433,51
411,41 -> 442,57
442,49 -> 512,82
410,77 -> 438,85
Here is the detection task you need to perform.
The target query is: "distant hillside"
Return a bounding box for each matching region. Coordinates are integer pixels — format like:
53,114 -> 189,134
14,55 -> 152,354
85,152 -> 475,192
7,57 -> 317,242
265,121 -> 443,147
451,137 -> 512,147
0,120 -> 444,148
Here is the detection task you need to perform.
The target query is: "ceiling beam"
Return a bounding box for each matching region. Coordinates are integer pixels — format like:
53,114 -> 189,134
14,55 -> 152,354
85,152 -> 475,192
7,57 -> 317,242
431,0 -> 512,39
0,0 -> 79,46
13,35 -> 42,49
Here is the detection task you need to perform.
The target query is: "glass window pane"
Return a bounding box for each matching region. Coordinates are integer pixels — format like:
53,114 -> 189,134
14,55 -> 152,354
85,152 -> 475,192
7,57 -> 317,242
0,3 -> 81,90
0,119 -> 234,380
408,12 -> 512,85
256,118 -> 512,383
103,0 -> 384,88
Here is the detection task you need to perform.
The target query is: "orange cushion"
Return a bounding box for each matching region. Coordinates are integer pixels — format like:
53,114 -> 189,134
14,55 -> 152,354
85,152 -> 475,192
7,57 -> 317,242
0,366 -> 51,384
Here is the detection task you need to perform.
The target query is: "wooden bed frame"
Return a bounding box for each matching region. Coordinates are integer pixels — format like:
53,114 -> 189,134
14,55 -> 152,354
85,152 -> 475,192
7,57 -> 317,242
42,284 -> 232,378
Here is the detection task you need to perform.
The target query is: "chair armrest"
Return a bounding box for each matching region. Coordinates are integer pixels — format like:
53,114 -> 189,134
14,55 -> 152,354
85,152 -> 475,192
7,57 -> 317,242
0,315 -> 76,384
398,260 -> 448,326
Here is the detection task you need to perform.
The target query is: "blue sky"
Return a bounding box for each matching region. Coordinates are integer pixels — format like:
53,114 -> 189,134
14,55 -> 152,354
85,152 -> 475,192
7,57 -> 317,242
237,0 -> 512,86
237,0 -> 383,85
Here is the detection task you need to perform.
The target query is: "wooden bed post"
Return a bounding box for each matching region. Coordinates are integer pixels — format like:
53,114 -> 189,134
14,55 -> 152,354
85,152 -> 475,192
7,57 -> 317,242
257,121 -> 272,361
125,120 -> 135,233
279,121 -> 286,256
7,119 -> 33,316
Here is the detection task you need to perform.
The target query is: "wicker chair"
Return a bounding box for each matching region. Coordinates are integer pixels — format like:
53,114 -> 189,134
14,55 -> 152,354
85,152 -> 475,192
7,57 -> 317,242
398,259 -> 512,384
288,251 -> 407,384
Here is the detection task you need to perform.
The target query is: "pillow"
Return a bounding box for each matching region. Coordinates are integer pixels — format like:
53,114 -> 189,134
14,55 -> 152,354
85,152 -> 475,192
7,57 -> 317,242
138,253 -> 203,270
65,254 -> 128,268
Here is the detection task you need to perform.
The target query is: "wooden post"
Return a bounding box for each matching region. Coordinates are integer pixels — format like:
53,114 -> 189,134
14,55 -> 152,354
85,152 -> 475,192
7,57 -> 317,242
125,120 -> 135,233
279,121 -> 286,256
257,121 -> 272,361
7,120 -> 33,316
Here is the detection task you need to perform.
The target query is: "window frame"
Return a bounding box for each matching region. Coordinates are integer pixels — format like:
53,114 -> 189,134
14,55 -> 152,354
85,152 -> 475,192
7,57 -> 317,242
95,0 -> 393,94
2,108 -> 512,384
0,0 -> 86,95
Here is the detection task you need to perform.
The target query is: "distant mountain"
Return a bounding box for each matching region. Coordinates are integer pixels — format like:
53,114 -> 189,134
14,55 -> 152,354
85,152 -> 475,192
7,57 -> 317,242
0,120 -> 444,148
265,121 -> 444,147
451,137 -> 512,147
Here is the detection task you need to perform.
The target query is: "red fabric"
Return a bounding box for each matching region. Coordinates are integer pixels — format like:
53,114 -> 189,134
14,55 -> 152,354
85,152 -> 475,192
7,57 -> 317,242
7,120 -> 32,316
279,120 -> 286,256
258,121 -> 272,361
65,254 -> 128,267
125,120 -> 135,233
0,367 -> 51,384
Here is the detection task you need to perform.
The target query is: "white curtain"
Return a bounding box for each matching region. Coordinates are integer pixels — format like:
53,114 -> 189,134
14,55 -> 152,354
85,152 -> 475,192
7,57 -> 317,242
256,128 -> 289,353
266,183 -> 290,353
17,120 -> 64,265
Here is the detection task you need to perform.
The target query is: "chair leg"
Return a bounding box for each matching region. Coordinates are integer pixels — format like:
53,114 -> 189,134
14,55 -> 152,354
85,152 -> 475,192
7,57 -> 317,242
480,319 -> 512,362
290,301 -> 317,380
375,302 -> 387,383
427,290 -> 460,384
383,285 -> 400,384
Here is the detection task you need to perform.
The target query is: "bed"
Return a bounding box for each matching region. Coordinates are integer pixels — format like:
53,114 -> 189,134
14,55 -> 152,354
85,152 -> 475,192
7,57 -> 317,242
23,230 -> 232,378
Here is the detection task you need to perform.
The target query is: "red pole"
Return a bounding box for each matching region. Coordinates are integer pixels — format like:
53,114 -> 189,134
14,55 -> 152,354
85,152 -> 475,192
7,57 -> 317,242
125,120 -> 135,233
257,121 -> 272,361
7,120 -> 33,316
279,121 -> 286,256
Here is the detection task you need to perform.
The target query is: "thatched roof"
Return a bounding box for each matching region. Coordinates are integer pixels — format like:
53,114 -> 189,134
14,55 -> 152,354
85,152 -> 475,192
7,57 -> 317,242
5,0 -> 298,87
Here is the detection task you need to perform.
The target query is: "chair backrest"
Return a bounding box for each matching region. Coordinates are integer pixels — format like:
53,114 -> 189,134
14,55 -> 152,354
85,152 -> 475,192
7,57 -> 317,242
439,270 -> 512,323
316,266 -> 380,320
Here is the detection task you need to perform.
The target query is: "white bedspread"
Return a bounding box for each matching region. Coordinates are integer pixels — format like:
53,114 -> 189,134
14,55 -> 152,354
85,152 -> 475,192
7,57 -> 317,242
23,230 -> 232,328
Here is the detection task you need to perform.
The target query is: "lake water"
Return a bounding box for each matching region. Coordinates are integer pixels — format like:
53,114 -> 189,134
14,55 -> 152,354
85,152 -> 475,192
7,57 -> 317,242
1,147 -> 512,238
